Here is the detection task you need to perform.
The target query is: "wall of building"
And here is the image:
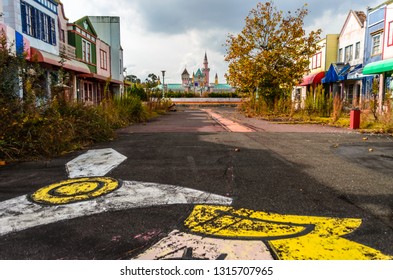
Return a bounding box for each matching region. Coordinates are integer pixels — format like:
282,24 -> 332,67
364,4 -> 386,64
1,0 -> 21,32
96,38 -> 111,78
325,34 -> 339,70
18,0 -> 58,55
338,12 -> 365,65
383,3 -> 393,59
309,38 -> 327,74
68,24 -> 97,73
88,16 -> 123,83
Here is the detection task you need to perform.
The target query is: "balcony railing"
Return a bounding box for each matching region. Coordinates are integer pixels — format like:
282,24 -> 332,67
59,41 -> 76,60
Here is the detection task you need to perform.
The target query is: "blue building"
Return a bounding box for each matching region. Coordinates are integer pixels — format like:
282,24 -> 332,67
362,2 -> 390,103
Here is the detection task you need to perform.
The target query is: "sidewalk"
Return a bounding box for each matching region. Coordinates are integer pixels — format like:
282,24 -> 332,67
210,107 -> 352,133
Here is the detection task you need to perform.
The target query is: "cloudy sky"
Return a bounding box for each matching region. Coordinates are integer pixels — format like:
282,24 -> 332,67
61,0 -> 381,84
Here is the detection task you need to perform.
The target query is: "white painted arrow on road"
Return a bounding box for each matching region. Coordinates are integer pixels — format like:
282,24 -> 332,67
66,148 -> 127,178
0,180 -> 233,237
0,148 -> 232,237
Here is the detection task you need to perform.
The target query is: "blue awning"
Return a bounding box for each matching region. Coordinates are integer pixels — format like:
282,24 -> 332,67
347,64 -> 373,80
322,63 -> 351,83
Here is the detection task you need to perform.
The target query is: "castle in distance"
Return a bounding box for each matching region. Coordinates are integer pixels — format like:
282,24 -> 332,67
159,52 -> 234,94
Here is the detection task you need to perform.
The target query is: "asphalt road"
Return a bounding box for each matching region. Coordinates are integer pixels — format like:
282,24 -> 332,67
0,107 -> 392,260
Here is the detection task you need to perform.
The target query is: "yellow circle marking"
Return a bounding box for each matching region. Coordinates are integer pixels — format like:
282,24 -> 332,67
55,182 -> 100,196
30,177 -> 121,205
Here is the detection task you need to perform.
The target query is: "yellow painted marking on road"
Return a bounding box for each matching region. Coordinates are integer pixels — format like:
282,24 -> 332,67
30,177 -> 121,205
56,182 -> 99,196
184,205 -> 393,260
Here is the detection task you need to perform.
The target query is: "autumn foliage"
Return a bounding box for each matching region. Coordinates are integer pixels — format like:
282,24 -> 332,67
225,1 -> 321,113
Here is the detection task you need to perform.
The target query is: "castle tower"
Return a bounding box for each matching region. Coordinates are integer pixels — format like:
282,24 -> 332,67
215,73 -> 218,85
203,52 -> 210,86
181,68 -> 190,85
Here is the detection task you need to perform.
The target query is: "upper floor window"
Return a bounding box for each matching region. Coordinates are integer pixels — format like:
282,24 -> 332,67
312,52 -> 322,69
21,1 -> 56,45
34,0 -> 57,14
82,39 -> 91,63
344,45 -> 353,62
355,42 -> 361,59
372,32 -> 383,56
338,48 -> 343,62
60,29 -> 65,43
388,21 -> 393,47
100,49 -> 108,70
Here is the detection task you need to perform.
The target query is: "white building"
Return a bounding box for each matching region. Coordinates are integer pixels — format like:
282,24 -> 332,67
337,10 -> 367,106
2,0 -> 59,55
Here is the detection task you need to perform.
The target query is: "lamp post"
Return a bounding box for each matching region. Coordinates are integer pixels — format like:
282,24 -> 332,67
161,70 -> 166,98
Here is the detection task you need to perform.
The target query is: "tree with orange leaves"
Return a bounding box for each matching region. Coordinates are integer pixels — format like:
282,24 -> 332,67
225,1 -> 321,112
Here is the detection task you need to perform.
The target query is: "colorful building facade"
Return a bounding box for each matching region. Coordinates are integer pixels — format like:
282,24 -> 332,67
321,11 -> 367,107
293,34 -> 338,109
0,0 -> 124,104
363,0 -> 393,111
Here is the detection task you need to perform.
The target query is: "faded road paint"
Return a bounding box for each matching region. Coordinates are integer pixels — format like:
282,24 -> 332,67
202,109 -> 255,132
30,177 -> 121,205
66,148 -> 127,178
134,230 -> 274,260
0,181 -> 233,237
184,205 -> 393,260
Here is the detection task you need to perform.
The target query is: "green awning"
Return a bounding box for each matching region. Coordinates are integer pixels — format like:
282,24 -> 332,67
363,58 -> 393,74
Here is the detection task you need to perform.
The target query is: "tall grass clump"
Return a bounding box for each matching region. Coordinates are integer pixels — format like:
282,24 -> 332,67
0,96 -> 149,160
332,95 -> 343,122
303,85 -> 332,118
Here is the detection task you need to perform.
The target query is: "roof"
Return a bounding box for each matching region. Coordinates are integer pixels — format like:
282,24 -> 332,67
340,10 -> 366,36
156,84 -> 185,90
195,68 -> 204,77
214,84 -> 233,89
182,69 -> 189,76
322,63 -> 352,83
73,16 -> 97,37
30,47 -> 91,74
368,0 -> 393,12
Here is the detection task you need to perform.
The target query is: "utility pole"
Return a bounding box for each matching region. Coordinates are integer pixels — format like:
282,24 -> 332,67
161,70 -> 166,98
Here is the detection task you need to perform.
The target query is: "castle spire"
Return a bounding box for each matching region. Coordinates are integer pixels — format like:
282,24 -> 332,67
203,51 -> 210,85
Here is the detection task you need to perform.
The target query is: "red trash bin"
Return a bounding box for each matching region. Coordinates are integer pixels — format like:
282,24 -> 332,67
350,109 -> 361,129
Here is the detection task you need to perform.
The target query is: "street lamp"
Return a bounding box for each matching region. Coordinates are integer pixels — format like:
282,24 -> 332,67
161,70 -> 166,98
